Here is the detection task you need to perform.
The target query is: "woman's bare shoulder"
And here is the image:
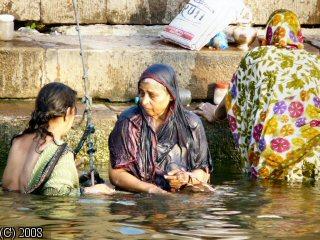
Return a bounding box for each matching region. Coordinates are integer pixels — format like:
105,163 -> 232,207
10,134 -> 35,153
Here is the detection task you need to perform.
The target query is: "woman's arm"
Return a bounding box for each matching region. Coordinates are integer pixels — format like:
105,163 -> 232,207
109,168 -> 167,194
189,168 -> 210,184
194,96 -> 227,123
108,117 -> 165,194
215,96 -> 227,120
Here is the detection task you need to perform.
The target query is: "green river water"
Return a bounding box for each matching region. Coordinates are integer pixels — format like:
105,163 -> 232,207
0,171 -> 319,240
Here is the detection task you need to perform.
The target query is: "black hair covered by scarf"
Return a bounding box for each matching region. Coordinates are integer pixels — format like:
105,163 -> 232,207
138,64 -> 197,182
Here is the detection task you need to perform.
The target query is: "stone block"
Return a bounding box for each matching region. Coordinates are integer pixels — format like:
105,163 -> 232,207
0,44 -> 44,98
0,0 -> 40,21
106,0 -> 188,24
245,0 -> 320,25
106,0 -> 319,25
42,36 -> 244,101
40,0 -> 107,24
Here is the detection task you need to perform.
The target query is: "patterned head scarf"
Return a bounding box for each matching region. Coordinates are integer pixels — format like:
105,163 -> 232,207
265,9 -> 304,49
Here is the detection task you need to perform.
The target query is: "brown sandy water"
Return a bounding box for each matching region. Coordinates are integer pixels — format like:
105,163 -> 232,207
1,172 -> 320,240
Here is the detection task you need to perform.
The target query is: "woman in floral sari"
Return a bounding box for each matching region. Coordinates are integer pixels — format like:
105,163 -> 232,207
197,10 -> 320,181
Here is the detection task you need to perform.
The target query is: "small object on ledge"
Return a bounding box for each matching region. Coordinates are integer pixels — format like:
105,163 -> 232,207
233,23 -> 257,50
233,6 -> 257,51
208,32 -> 229,50
214,82 -> 229,105
0,14 -> 14,41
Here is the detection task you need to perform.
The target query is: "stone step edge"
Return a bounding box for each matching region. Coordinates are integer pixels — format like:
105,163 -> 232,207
0,101 -> 121,120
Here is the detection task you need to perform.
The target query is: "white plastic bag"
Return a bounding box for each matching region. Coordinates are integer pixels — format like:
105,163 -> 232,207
161,0 -> 245,50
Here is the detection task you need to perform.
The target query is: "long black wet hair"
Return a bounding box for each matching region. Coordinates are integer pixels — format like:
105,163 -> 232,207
12,82 -> 77,149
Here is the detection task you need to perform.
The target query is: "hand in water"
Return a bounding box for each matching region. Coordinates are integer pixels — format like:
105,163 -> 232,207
194,102 -> 218,123
164,169 -> 190,191
84,183 -> 115,195
147,185 -> 169,195
165,169 -> 215,193
184,184 -> 215,193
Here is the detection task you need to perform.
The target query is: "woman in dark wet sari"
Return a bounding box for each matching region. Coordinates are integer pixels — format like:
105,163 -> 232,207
109,64 -> 212,194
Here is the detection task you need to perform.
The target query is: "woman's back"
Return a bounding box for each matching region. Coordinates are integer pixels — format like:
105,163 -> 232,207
3,134 -> 42,192
3,134 -> 80,195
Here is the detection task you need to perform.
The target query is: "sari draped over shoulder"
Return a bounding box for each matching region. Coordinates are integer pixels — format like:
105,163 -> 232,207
226,46 -> 320,181
27,142 -> 80,196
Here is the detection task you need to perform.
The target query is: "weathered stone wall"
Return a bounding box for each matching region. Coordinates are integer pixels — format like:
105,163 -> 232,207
203,121 -> 243,176
106,0 -> 320,25
0,47 -> 44,98
245,0 -> 320,25
0,0 -> 319,25
40,0 -> 108,24
0,32 -> 246,101
106,0 -> 189,24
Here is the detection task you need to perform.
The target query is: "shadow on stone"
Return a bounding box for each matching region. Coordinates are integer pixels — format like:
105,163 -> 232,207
203,119 -> 243,179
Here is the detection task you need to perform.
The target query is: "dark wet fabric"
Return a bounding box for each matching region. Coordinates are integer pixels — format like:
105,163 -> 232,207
109,64 -> 212,190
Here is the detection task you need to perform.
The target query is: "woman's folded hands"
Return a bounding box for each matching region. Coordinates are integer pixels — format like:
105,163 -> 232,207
164,169 -> 214,192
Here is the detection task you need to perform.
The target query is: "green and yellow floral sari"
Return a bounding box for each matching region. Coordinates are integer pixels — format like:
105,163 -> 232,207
227,46 -> 320,181
226,9 -> 320,181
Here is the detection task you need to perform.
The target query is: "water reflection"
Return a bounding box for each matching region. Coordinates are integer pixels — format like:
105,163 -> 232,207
1,179 -> 320,239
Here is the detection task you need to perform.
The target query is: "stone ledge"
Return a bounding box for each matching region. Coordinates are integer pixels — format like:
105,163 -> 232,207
0,32 -> 246,101
52,25 -> 164,37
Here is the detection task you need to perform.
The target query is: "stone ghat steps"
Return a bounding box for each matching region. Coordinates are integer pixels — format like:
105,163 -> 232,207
0,29 -> 319,101
0,101 -> 242,175
0,0 -> 319,25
